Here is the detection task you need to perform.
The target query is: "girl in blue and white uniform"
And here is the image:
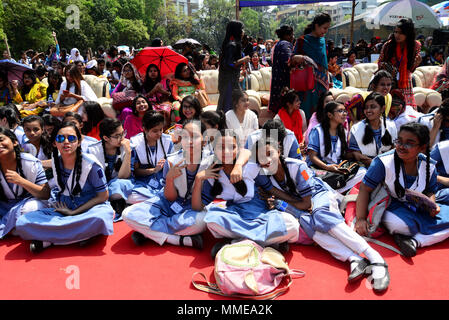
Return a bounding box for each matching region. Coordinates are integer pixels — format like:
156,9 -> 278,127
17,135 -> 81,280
245,119 -> 303,160
87,118 -> 134,222
128,110 -> 174,204
417,99 -> 449,148
356,123 -> 449,258
348,92 -> 397,167
193,130 -> 300,254
253,138 -> 390,293
0,127 -> 50,238
123,120 -> 212,249
15,121 -> 114,253
307,101 -> 366,193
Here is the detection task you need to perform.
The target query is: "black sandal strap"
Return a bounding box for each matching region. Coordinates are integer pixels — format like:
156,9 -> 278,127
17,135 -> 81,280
179,235 -> 185,247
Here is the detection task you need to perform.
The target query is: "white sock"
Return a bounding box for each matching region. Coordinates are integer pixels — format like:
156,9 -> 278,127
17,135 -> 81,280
349,255 -> 363,272
363,247 -> 386,279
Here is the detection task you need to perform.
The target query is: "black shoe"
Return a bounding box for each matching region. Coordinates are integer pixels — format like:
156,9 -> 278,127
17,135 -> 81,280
180,235 -> 203,250
347,258 -> 370,283
30,240 -> 44,254
111,199 -> 127,222
131,231 -> 148,246
367,262 -> 390,293
393,234 -> 417,257
211,241 -> 230,260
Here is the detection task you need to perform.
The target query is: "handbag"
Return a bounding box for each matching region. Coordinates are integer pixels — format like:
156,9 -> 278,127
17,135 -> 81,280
192,240 -> 305,300
314,160 -> 360,190
290,65 -> 315,92
49,100 -> 84,117
112,90 -> 137,111
194,90 -> 210,108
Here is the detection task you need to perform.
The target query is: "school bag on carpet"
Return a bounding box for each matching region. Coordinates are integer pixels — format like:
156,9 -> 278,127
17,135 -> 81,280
314,160 -> 360,190
192,239 -> 305,300
339,182 -> 403,255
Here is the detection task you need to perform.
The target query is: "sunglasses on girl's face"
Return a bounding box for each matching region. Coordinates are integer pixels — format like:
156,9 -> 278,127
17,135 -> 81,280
55,134 -> 78,143
394,139 -> 419,149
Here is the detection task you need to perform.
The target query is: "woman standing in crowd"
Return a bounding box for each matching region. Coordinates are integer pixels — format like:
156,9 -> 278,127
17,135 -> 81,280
15,121 -> 114,253
291,13 -> 332,120
378,18 -> 421,108
269,25 -> 295,114
217,20 -> 251,113
0,128 -> 50,239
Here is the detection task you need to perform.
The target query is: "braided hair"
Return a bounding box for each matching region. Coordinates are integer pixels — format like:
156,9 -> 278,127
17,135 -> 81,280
210,129 -> 247,197
0,127 -> 25,199
320,101 -> 348,158
362,92 -> 393,149
99,118 -> 123,181
51,121 -> 83,196
436,99 -> 449,142
393,123 -> 431,197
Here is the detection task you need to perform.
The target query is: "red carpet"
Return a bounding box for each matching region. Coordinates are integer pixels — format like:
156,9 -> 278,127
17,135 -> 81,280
1,221 -> 449,300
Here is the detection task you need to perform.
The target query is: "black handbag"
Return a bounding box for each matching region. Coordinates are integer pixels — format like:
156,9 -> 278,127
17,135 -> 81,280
314,160 -> 360,190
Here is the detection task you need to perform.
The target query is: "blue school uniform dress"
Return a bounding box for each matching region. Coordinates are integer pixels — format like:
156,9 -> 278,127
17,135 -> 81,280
259,158 -> 344,240
13,126 -> 26,147
348,119 -> 397,158
0,153 -> 48,238
245,128 -> 303,160
15,153 -> 114,245
123,150 -> 214,245
129,132 -> 173,199
307,124 -> 345,166
203,162 -> 290,245
22,142 -> 48,161
87,140 -> 134,201
363,150 -> 449,235
429,140 -> 449,203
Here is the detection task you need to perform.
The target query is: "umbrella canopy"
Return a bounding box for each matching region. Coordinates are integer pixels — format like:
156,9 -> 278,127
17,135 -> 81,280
365,0 -> 442,29
173,38 -> 201,50
0,59 -> 33,83
432,1 -> 449,17
130,47 -> 188,79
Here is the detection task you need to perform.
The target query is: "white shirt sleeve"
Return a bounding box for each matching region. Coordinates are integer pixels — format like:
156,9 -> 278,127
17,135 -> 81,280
80,80 -> 98,102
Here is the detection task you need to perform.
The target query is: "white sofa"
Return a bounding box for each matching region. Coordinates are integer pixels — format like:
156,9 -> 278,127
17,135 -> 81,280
340,63 -> 442,110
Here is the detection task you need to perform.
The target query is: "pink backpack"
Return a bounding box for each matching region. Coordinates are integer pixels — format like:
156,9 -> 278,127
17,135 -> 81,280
192,240 -> 305,300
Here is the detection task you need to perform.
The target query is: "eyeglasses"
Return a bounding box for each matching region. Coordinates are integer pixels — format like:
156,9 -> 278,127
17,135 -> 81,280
110,131 -> 127,140
394,139 -> 419,149
334,109 -> 348,114
55,134 -> 78,143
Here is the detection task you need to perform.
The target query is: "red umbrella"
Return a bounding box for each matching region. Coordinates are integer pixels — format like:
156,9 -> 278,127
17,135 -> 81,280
130,46 -> 188,79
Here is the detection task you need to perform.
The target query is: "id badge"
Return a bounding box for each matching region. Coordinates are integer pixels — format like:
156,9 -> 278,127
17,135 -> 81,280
149,179 -> 159,188
170,201 -> 183,214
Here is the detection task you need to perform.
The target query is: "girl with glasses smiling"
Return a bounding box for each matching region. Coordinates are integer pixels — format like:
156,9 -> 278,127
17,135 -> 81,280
356,123 -> 449,258
15,121 -> 114,253
307,101 -> 365,193
87,118 -> 133,222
